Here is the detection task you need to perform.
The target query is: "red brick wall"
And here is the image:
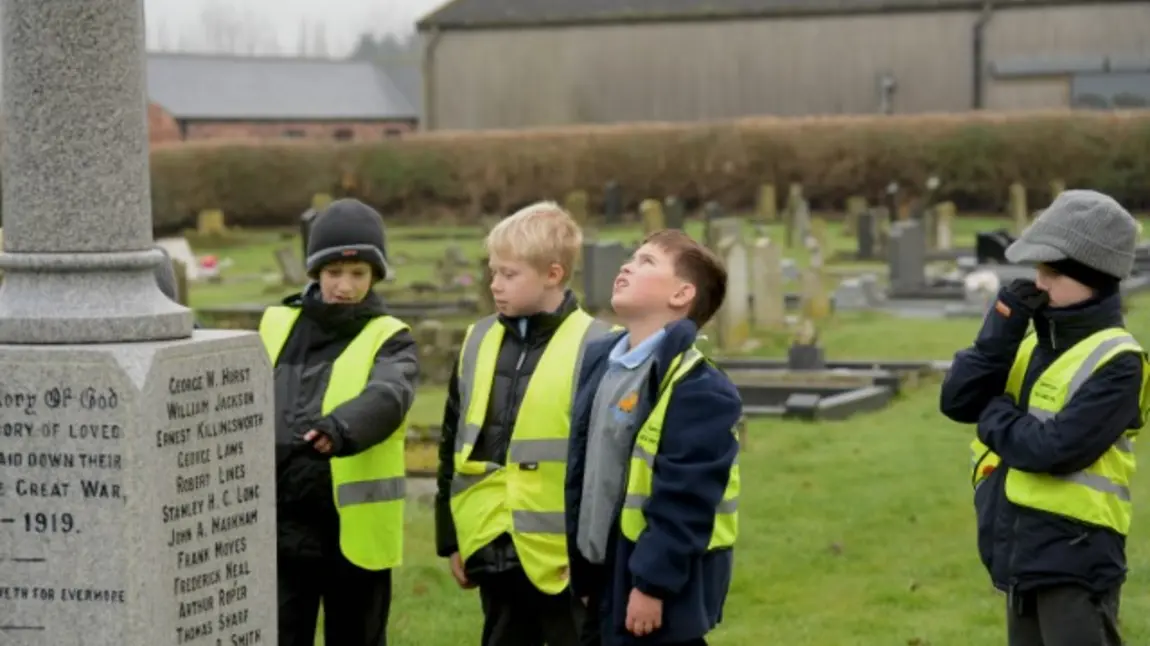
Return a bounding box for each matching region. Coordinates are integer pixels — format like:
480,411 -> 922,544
148,103 -> 182,144
181,119 -> 416,142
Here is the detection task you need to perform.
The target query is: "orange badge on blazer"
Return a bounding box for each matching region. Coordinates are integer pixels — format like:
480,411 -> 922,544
617,391 -> 638,414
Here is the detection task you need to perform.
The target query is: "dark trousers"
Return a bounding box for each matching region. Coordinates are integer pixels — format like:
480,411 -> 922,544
478,568 -> 583,646
278,553 -> 392,646
1007,585 -> 1122,646
578,594 -> 705,646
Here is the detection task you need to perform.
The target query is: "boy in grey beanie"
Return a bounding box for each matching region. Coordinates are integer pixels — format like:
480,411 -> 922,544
941,189 -> 1147,646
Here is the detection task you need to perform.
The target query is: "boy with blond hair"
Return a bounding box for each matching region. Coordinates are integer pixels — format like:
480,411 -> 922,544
565,229 -> 741,646
436,201 -> 613,646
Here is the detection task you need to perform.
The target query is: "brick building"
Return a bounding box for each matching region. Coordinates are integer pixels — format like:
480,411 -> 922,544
146,53 -> 419,143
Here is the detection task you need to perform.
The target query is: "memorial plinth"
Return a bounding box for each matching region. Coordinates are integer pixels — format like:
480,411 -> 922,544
0,1 -> 277,644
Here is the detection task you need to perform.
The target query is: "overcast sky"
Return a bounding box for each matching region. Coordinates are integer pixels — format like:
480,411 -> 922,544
144,0 -> 445,56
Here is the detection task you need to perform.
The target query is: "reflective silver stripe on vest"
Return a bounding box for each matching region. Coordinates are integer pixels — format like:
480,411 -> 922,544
1053,471 -> 1132,501
1026,333 -> 1137,497
454,316 -> 500,454
512,510 -> 565,534
1028,334 -> 1138,455
623,493 -> 739,515
451,315 -> 613,495
337,476 -> 407,507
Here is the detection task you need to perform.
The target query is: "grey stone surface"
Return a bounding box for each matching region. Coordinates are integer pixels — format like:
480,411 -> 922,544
0,330 -> 276,645
887,221 -> 926,296
663,196 -> 685,230
856,211 -> 876,259
581,241 -> 630,312
788,344 -> 826,370
0,0 -> 192,343
833,278 -> 870,310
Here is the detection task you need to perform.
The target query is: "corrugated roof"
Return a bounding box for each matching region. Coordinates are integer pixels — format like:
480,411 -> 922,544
417,0 -> 1126,29
146,53 -> 417,121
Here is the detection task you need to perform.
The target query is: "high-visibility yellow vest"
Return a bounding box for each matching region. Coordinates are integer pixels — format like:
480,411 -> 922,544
260,305 -> 410,570
969,327 -> 1150,535
450,310 -> 613,594
620,347 -> 740,549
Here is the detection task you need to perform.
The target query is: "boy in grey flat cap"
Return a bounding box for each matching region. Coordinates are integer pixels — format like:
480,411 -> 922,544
941,189 -> 1149,646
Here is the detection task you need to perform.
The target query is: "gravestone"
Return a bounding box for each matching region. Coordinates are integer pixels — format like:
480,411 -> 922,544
0,2 -> 276,645
581,241 -> 629,313
715,237 -> 750,352
1009,182 -> 1028,235
603,181 -> 623,225
274,247 -> 308,286
976,230 -> 1014,264
663,196 -> 685,230
639,199 -> 665,236
833,278 -> 871,310
705,217 -> 743,254
1050,179 -> 1066,202
703,201 -> 724,222
800,237 -> 831,321
789,197 -> 812,249
922,208 -> 938,250
856,211 -> 877,260
564,190 -> 590,227
887,221 -> 927,295
844,196 -> 868,237
788,320 -> 826,370
756,184 -> 777,222
750,238 -> 785,329
477,257 -> 496,314
935,201 -> 956,251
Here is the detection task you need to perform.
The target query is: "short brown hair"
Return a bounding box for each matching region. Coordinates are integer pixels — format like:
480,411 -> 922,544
642,229 -> 727,327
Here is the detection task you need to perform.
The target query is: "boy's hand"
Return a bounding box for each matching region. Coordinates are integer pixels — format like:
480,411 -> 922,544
302,429 -> 334,454
625,588 -> 663,636
448,552 -> 475,589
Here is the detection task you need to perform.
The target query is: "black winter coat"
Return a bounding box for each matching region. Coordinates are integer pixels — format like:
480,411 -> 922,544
273,285 -> 420,562
434,291 -> 582,582
940,290 -> 1144,594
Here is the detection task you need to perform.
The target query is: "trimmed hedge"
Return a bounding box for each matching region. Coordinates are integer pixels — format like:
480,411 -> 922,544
149,110 -> 1150,233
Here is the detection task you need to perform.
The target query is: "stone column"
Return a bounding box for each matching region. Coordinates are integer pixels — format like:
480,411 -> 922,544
0,2 -> 276,644
0,0 -> 190,343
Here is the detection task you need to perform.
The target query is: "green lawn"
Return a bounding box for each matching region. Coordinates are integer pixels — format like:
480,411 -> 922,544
186,222 -> 1150,645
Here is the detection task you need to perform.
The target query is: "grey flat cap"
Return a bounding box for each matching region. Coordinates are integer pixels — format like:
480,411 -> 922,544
1005,189 -> 1139,279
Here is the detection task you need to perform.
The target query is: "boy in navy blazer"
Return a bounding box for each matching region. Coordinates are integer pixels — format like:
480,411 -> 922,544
565,230 -> 742,645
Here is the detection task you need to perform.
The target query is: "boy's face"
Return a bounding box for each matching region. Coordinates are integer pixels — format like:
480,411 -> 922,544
1036,263 -> 1094,308
611,243 -> 695,318
488,255 -> 564,317
318,260 -> 373,304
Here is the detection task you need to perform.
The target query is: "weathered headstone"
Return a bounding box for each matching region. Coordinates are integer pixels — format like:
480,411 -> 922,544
564,190 -> 590,227
477,257 -> 496,314
750,238 -> 785,329
887,221 -> 927,295
922,208 -> 938,250
603,181 -> 623,225
833,278 -> 871,310
197,209 -> 227,237
1009,182 -> 1028,235
581,241 -> 629,313
715,237 -> 750,352
935,201 -> 956,251
788,319 -> 825,370
790,197 -> 812,249
1050,179 -> 1066,202
639,199 -> 665,236
0,2 -> 276,645
756,184 -> 777,222
800,237 -> 831,321
856,211 -> 877,260
844,196 -> 868,237
663,196 -> 685,230
703,200 -> 724,222
705,217 -> 742,254
809,217 -> 828,251
274,246 -> 308,286
976,230 -> 1014,265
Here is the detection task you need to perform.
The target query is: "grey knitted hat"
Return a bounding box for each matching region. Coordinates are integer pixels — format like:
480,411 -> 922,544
1005,189 -> 1139,279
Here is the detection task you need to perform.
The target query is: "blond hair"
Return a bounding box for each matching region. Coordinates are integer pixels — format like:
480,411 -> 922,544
485,201 -> 582,284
